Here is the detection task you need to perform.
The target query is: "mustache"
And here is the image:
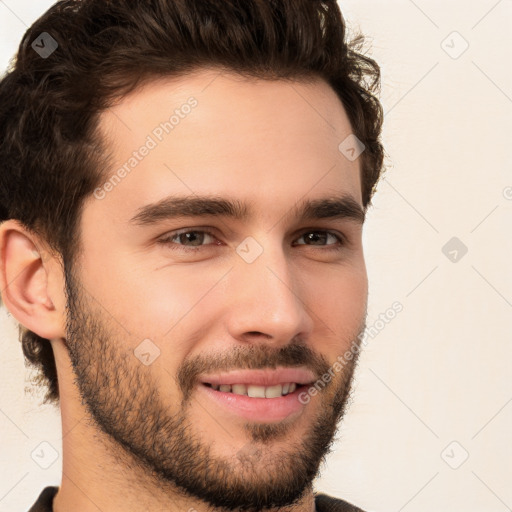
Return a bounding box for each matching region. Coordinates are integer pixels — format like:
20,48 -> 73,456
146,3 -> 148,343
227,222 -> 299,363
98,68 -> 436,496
177,342 -> 332,401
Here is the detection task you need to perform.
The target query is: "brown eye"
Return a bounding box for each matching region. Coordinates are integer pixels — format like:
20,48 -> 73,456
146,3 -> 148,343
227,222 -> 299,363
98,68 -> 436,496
294,231 -> 343,248
159,229 -> 219,250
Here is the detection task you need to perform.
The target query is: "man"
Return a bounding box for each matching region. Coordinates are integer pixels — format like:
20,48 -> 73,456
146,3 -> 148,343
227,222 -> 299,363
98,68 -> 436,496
0,0 -> 384,511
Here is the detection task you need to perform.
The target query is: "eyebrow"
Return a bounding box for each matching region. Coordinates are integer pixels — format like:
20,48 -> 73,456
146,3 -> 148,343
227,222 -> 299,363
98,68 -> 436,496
130,194 -> 365,226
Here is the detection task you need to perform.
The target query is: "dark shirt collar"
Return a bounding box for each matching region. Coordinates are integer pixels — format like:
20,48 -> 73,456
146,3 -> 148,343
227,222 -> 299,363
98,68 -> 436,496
28,486 -> 365,512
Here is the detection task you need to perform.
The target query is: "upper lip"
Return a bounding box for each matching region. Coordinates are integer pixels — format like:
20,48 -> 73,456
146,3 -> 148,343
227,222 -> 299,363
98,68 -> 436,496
199,367 -> 316,387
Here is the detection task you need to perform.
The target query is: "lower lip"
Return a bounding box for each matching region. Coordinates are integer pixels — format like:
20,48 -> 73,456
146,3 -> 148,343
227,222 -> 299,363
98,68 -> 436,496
198,384 -> 309,422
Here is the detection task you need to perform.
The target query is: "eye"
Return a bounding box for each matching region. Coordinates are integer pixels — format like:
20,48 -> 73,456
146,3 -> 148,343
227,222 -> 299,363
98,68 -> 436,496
158,229 -> 219,250
294,230 -> 344,249
157,228 -> 345,253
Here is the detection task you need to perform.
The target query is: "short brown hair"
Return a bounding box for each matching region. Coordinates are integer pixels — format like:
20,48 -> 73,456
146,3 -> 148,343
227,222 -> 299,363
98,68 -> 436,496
0,0 -> 384,404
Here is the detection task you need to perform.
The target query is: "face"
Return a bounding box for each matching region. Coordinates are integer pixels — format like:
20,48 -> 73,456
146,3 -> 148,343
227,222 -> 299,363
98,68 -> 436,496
64,69 -> 368,511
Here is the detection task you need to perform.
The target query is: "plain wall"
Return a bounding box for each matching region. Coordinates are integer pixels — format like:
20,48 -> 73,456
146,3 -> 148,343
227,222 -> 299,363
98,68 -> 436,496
0,1 -> 511,511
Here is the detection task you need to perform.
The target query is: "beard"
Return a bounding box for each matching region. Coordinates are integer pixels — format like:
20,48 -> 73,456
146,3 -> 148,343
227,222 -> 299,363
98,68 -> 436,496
63,262 -> 364,512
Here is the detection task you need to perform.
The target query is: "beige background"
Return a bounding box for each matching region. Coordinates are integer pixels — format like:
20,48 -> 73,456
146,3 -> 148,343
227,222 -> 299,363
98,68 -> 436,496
1,1 -> 511,511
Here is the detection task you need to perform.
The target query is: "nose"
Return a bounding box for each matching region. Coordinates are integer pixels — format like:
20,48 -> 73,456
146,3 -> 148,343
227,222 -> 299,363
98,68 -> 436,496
224,240 -> 315,347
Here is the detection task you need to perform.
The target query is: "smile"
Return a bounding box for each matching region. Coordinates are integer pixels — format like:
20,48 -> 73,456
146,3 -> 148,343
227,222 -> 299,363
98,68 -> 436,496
197,367 -> 315,422
203,382 -> 298,398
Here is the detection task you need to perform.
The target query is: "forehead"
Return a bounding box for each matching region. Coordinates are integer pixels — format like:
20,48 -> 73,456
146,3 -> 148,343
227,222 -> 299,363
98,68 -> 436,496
91,68 -> 362,222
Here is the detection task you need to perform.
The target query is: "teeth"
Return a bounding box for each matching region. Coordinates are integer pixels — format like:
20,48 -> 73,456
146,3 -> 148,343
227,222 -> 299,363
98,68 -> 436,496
209,382 -> 299,398
231,384 -> 247,395
247,385 -> 266,398
265,384 -> 283,398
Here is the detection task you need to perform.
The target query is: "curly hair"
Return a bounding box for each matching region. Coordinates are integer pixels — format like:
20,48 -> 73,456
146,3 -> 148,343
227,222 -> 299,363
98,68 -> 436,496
0,0 -> 384,404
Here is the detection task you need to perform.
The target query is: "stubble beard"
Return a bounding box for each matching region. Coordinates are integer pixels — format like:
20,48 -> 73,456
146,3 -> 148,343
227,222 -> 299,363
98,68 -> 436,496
63,264 -> 364,512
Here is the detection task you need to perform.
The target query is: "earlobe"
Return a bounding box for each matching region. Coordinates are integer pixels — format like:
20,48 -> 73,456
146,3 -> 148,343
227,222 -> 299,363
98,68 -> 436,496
0,220 -> 65,339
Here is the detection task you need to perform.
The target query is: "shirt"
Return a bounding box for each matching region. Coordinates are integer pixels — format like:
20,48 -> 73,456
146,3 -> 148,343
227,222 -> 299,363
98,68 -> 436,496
28,486 -> 365,512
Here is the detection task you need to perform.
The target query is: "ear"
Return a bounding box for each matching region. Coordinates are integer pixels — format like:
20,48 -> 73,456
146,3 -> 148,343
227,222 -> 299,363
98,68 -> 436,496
0,220 -> 66,339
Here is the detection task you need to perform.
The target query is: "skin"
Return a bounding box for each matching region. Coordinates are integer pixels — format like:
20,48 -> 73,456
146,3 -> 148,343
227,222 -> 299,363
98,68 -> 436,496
0,68 -> 368,512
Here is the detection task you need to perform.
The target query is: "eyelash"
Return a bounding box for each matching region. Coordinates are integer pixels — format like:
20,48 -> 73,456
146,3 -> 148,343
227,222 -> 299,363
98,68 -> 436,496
157,228 -> 345,252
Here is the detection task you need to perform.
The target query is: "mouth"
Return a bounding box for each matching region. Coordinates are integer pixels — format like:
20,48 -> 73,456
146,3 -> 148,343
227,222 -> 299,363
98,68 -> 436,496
202,382 -> 302,398
197,367 -> 316,423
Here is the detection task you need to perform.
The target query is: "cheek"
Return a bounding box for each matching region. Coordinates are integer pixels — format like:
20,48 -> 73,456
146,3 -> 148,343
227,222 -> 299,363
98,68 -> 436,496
78,245 -> 224,341
307,263 -> 368,344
